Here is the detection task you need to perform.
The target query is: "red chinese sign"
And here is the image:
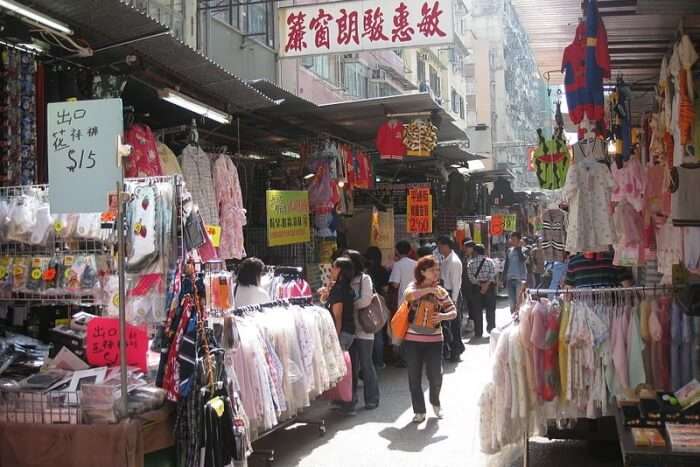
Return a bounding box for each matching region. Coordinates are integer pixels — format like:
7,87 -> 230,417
85,317 -> 149,372
279,0 -> 454,57
407,187 -> 433,234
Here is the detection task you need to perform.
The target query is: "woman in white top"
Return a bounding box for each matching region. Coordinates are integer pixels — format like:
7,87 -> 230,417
234,257 -> 271,307
344,250 -> 380,411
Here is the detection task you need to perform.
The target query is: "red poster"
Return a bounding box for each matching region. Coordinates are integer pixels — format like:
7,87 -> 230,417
86,317 -> 148,372
407,187 -> 432,234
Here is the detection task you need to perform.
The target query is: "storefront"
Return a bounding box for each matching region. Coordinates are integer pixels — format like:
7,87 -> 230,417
482,1 -> 700,466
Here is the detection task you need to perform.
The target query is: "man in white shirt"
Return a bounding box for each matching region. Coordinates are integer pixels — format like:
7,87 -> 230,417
437,236 -> 465,361
389,241 -> 417,302
437,236 -> 462,303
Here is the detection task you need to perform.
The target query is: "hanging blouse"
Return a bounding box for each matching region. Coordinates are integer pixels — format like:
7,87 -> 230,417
564,141 -> 616,253
124,123 -> 163,178
541,208 -> 567,262
180,144 -> 219,226
213,155 -> 246,260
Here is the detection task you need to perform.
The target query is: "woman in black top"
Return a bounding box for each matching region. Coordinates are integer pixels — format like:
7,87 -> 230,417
326,257 -> 355,351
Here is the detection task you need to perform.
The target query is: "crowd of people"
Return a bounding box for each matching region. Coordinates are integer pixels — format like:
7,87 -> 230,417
236,232 -> 556,423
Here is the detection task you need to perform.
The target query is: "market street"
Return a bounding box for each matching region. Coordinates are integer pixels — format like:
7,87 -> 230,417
249,302 -> 623,467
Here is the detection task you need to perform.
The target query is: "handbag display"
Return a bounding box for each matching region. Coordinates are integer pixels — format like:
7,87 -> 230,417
357,278 -> 389,334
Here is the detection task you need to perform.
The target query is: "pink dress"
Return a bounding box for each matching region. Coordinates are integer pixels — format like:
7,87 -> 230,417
212,155 -> 247,260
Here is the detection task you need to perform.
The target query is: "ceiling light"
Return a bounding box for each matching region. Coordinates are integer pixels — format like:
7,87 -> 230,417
18,42 -> 44,53
158,88 -> 232,124
282,151 -> 300,159
0,0 -> 73,35
337,180 -> 346,188
304,173 -> 315,180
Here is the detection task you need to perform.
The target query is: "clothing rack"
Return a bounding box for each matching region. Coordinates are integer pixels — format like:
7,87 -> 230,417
526,285 -> 678,295
229,296 -> 325,466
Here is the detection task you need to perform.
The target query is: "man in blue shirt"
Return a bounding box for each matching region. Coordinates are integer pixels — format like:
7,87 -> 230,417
502,232 -> 528,314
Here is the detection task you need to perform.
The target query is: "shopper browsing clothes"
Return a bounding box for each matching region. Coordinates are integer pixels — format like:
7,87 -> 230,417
502,232 -> 528,314
344,250 -> 380,411
234,257 -> 271,307
324,257 -> 356,350
466,244 -> 497,338
403,256 -> 457,423
436,236 -> 465,361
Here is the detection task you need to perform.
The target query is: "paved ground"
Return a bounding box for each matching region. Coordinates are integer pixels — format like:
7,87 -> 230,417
248,302 -> 624,467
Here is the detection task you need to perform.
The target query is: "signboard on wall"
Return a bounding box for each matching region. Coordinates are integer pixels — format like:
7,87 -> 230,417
407,187 -> 432,234
47,98 -> 123,213
279,0 -> 454,58
266,190 -> 311,247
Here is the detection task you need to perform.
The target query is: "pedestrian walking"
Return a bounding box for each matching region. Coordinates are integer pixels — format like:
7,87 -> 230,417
466,244 -> 497,338
402,256 -> 457,423
502,232 -> 528,314
436,236 -> 464,361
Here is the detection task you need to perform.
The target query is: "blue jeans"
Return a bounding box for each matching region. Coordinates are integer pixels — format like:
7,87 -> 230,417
506,278 -> 522,313
350,338 -> 379,408
373,327 -> 385,366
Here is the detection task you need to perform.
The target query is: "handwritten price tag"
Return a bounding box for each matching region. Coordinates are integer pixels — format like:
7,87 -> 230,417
85,317 -> 148,372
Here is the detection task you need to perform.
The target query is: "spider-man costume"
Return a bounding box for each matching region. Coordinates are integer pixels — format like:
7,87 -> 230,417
562,0 -> 610,125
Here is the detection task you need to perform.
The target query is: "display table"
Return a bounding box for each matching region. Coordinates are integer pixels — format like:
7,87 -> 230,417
614,406 -> 700,467
0,406 -> 174,467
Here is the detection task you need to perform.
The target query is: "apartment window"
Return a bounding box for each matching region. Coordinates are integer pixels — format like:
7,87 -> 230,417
429,66 -> 441,98
302,56 -> 331,80
203,0 -> 274,48
451,88 -> 458,113
417,53 -> 426,84
342,62 -> 368,98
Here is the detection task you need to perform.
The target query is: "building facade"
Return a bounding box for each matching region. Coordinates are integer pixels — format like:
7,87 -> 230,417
471,0 -> 549,189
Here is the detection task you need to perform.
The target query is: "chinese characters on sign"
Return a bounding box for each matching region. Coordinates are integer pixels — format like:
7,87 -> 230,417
503,214 -> 517,232
85,317 -> 148,372
279,0 -> 454,57
47,98 -> 123,213
266,191 -> 311,247
407,187 -> 433,234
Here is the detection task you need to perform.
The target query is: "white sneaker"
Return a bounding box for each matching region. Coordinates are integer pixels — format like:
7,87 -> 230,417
433,405 -> 443,419
412,413 -> 426,423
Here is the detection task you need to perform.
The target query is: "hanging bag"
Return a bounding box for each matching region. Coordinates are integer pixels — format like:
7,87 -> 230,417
322,351 -> 352,402
357,277 -> 390,333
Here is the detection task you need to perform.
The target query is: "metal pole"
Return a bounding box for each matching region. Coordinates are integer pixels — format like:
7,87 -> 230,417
116,180 -> 128,416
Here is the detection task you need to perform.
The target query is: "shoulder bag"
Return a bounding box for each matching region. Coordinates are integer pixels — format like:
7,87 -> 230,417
357,276 -> 390,334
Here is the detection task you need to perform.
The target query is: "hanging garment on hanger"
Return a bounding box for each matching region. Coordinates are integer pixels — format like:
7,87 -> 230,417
564,141 -> 616,253
213,154 -> 246,260
180,144 -> 219,226
541,208 -> 567,262
376,119 -> 407,160
533,138 -> 570,190
124,123 -> 163,178
156,142 -> 182,176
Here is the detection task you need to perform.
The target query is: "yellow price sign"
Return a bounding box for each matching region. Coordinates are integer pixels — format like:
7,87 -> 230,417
205,225 -> 222,248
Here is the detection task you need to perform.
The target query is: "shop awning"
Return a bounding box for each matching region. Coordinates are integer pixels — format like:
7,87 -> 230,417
432,144 -> 485,162
512,0 -> 700,87
29,0 -> 276,112
316,93 -> 468,146
466,168 -> 514,184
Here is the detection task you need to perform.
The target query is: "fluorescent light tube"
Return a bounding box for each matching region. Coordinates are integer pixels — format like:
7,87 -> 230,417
0,0 -> 73,35
158,88 -> 232,124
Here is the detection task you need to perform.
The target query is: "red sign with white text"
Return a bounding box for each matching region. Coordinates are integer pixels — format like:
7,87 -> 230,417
86,317 -> 148,372
279,0 -> 454,57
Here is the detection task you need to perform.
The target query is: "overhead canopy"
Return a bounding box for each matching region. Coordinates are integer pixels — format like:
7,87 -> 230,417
433,144 -> 485,162
512,0 -> 700,87
316,93 -> 468,146
28,0 -> 276,112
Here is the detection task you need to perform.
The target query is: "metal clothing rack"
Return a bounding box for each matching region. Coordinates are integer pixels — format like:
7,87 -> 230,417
520,283 -> 678,467
230,297 -> 325,466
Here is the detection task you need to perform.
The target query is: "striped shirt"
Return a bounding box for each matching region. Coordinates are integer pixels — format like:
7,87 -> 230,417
404,283 -> 456,343
564,252 -> 633,289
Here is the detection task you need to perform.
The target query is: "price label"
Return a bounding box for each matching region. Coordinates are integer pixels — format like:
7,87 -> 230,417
205,224 -> 222,248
